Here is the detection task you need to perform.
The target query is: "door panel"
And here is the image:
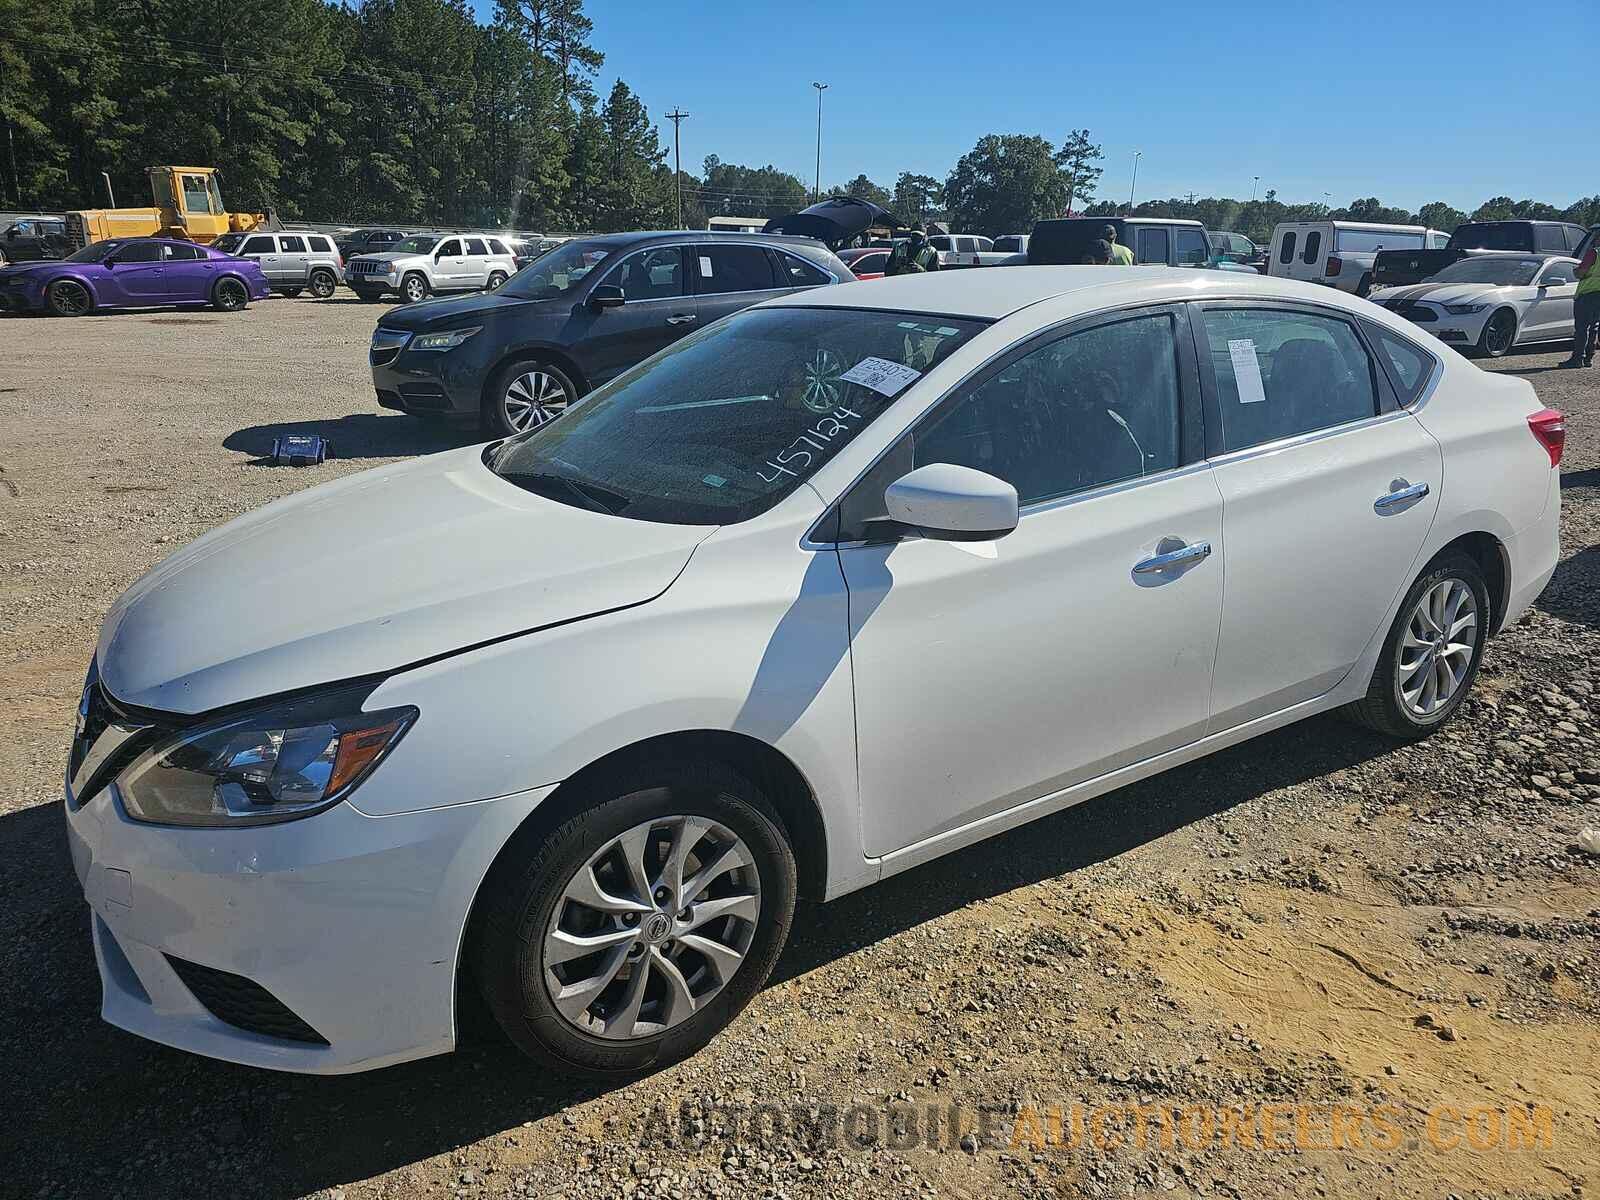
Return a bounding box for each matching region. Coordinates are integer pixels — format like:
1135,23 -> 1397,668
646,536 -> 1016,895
582,247 -> 694,384
1524,275 -> 1576,341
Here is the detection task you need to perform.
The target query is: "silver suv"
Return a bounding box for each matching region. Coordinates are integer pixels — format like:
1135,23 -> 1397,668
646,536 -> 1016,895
212,230 -> 344,298
347,232 -> 519,304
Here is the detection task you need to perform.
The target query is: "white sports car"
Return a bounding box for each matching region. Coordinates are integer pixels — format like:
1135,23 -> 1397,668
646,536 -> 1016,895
1370,254 -> 1580,358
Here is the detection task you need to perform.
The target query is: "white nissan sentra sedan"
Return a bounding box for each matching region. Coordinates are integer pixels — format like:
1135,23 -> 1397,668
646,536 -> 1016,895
66,269 -> 1561,1078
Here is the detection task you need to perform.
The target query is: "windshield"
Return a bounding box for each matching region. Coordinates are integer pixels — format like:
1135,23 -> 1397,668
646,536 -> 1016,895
499,239 -> 614,300
389,235 -> 439,255
212,233 -> 243,253
66,242 -> 121,263
1448,223 -> 1529,251
1430,257 -> 1542,286
488,306 -> 986,524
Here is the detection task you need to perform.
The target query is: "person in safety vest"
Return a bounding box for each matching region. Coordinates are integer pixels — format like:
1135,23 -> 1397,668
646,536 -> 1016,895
1562,241 -> 1599,368
884,226 -> 940,275
1103,223 -> 1135,265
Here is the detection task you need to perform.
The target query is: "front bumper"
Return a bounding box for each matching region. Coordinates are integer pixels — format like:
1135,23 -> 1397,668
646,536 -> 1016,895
370,337 -> 483,417
1375,298 -> 1488,347
65,776 -> 551,1073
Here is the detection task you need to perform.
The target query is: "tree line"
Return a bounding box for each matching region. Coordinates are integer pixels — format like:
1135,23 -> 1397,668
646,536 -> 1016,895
2,1 -> 1593,242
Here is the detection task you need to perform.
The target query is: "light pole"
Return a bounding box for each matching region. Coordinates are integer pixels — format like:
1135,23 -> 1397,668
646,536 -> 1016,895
1251,175 -> 1260,202
812,82 -> 828,205
1127,150 -> 1141,214
666,108 -> 689,228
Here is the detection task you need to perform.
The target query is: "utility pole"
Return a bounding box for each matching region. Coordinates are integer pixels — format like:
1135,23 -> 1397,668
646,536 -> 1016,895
1251,175 -> 1260,202
811,82 -> 829,205
666,108 -> 689,228
1127,150 -> 1141,214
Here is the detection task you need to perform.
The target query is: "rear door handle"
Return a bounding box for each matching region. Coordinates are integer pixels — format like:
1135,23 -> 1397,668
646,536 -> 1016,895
1133,540 -> 1212,574
667,313 -> 698,326
1375,481 -> 1429,511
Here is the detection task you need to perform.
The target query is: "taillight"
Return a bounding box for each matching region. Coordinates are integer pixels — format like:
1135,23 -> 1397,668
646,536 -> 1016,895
1528,408 -> 1565,467
1326,256 -> 1343,277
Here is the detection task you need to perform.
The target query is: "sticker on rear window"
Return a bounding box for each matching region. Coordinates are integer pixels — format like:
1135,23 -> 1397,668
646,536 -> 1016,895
699,255 -> 714,277
839,356 -> 921,397
1228,339 -> 1268,405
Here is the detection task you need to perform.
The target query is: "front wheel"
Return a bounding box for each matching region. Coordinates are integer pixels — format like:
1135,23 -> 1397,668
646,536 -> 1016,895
45,279 -> 92,317
483,358 -> 578,437
486,271 -> 508,291
211,276 -> 249,312
470,759 -> 797,1077
1341,552 -> 1489,739
400,272 -> 429,304
1477,308 -> 1517,358
309,268 -> 337,299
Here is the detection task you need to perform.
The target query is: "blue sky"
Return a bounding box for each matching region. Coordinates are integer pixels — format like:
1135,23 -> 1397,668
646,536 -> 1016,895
481,0 -> 1594,212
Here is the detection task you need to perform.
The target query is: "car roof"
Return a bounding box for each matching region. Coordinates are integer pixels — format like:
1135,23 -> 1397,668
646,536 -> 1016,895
764,266 -> 1356,321
566,230 -> 827,250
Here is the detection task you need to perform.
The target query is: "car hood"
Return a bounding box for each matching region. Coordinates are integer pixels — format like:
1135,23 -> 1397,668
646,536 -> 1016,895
0,261 -> 66,281
377,290 -> 540,332
1372,282 -> 1515,306
96,446 -> 712,714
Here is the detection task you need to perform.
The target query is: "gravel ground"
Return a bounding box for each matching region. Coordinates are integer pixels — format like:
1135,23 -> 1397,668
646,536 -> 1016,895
1,296 -> 1597,1200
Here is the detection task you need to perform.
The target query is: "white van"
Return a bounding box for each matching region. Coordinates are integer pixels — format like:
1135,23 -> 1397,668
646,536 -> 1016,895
1268,221 -> 1450,296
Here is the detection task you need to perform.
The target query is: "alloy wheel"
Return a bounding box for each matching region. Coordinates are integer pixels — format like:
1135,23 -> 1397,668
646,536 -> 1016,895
799,347 -> 846,413
403,276 -> 427,303
50,281 -> 91,316
503,370 -> 570,431
1396,577 -> 1478,719
542,815 -> 761,1041
310,272 -> 336,298
1483,311 -> 1516,357
216,278 -> 247,310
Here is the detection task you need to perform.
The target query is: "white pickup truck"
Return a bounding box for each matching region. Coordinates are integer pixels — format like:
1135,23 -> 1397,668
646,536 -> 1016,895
928,233 -> 1011,268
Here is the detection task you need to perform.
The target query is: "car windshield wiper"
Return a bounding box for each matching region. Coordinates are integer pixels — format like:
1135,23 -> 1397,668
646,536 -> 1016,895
505,471 -> 630,515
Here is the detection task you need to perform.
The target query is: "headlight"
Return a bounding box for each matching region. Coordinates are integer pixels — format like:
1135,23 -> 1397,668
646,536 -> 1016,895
115,688 -> 417,827
1445,303 -> 1487,315
410,326 -> 481,351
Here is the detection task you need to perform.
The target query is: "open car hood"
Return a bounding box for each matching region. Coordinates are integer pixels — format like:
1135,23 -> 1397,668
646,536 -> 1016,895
763,198 -> 900,248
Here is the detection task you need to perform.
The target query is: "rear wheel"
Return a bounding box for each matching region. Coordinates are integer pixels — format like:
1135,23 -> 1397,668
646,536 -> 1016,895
45,279 -> 92,317
483,358 -> 578,437
470,758 -> 797,1077
211,276 -> 249,312
309,268 -> 337,299
1342,552 -> 1489,739
1477,308 -> 1517,358
400,272 -> 429,304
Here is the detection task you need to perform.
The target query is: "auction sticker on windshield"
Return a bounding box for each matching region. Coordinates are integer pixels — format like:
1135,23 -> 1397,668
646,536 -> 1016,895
840,357 -> 922,397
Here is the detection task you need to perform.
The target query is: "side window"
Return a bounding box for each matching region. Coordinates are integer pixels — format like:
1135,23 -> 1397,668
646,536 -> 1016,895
487,238 -> 509,255
240,235 -> 275,256
1365,322 -> 1437,405
928,237 -> 952,252
695,244 -> 775,294
436,239 -> 461,257
912,312 -> 1183,506
1135,226 -> 1169,263
1535,226 -> 1566,253
307,236 -> 331,252
1278,232 -> 1297,264
164,242 -> 203,260
1301,230 -> 1321,264
1201,308 -> 1379,453
1174,228 -> 1209,266
1566,226 -> 1586,253
778,252 -> 830,287
603,247 -> 684,301
1428,231 -> 1451,249
180,175 -> 213,213
464,237 -> 487,255
278,235 -> 306,254
974,237 -> 993,252
114,241 -> 164,263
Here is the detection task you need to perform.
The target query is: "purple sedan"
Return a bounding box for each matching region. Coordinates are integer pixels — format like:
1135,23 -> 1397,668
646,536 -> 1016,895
0,236 -> 270,317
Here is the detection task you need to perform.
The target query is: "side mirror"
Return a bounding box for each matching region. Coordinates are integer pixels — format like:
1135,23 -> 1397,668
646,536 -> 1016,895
883,463 -> 1018,541
588,284 -> 625,310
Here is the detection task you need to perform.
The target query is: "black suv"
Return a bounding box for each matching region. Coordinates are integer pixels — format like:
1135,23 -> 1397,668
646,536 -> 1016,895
0,217 -> 71,266
369,231 -> 852,436
336,227 -> 409,259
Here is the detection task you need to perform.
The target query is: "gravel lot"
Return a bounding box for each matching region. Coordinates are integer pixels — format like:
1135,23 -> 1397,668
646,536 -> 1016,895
2,295 -> 1597,1200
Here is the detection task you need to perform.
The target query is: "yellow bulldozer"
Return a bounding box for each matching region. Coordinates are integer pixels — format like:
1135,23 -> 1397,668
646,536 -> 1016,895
65,166 -> 279,249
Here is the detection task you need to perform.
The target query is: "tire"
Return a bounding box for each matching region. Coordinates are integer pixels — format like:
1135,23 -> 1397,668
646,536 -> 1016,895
211,276 -> 249,312
280,288 -> 303,299
486,271 -> 508,291
1477,308 -> 1517,358
1341,551 -> 1490,739
482,358 -> 579,438
309,268 -> 337,299
470,757 -> 797,1078
353,288 -> 384,303
400,272 -> 429,304
45,279 -> 92,317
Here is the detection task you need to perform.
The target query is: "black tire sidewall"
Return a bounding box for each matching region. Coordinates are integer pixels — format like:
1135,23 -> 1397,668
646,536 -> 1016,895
1375,553 -> 1490,735
310,270 -> 336,298
473,762 -> 797,1077
487,272 -> 507,290
402,273 -> 428,303
482,358 -> 577,438
47,281 -> 88,317
1480,309 -> 1515,358
212,277 -> 247,311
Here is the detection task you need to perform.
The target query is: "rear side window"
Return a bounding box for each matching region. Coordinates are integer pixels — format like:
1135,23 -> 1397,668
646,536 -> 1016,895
1278,232 -> 1297,264
1135,226 -> 1169,263
1201,308 -> 1379,453
308,236 -> 331,252
464,237 -> 487,255
1174,228 -> 1209,266
240,235 -> 275,255
695,244 -> 775,294
488,238 -> 509,255
778,252 -> 830,286
278,235 -> 306,253
1365,322 -> 1437,405
1535,226 -> 1566,252
165,243 -> 203,260
1301,231 -> 1321,264
929,237 -> 952,251
994,236 -> 1022,253
1566,226 -> 1586,252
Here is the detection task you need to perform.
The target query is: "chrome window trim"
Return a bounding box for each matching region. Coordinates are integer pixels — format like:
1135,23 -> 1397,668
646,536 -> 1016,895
1205,407 -> 1413,470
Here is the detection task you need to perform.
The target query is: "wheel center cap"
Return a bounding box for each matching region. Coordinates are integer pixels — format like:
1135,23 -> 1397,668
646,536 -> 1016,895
642,912 -> 672,943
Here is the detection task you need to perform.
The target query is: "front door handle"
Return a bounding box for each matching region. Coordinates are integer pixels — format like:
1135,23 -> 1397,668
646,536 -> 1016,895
667,313 -> 698,326
1133,540 -> 1212,574
1375,481 -> 1430,511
